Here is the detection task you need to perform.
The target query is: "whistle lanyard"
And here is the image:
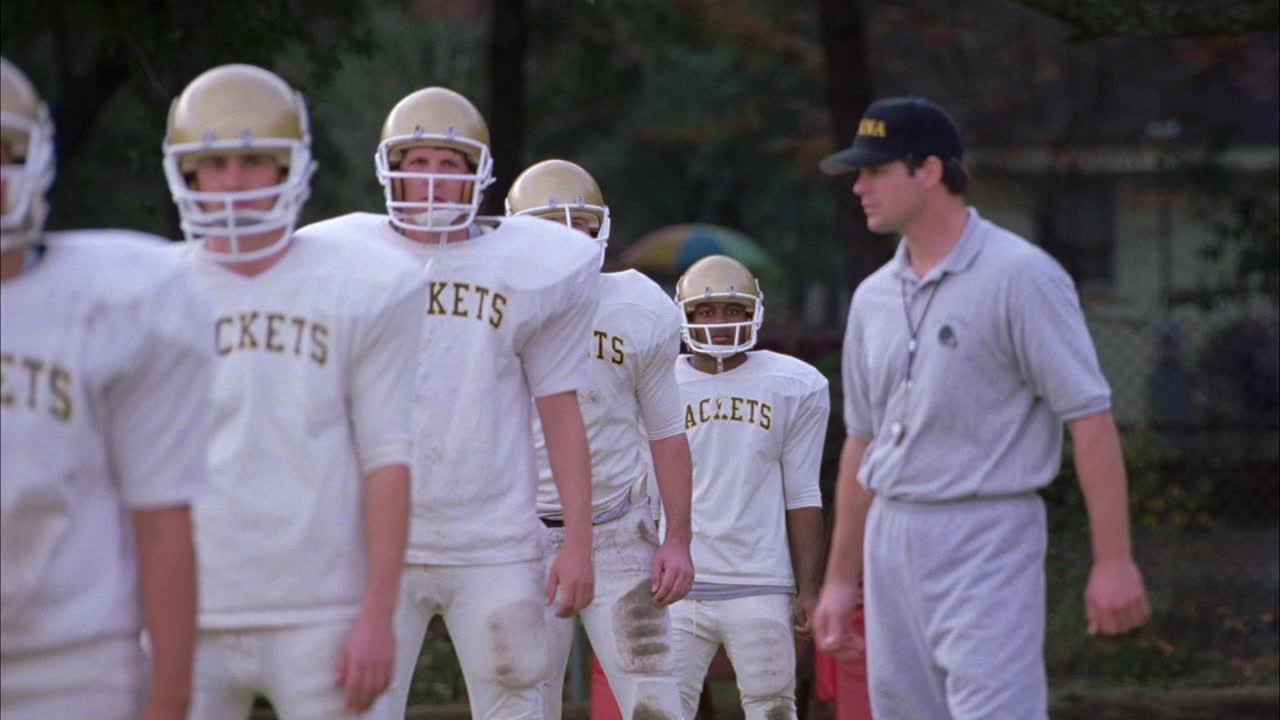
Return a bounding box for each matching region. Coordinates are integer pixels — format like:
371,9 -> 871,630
899,275 -> 944,385
891,274 -> 944,446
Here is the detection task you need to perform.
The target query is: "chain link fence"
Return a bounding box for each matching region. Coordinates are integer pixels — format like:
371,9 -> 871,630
1041,300 -> 1279,687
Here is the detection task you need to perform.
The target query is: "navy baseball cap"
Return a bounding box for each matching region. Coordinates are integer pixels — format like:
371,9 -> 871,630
819,96 -> 963,175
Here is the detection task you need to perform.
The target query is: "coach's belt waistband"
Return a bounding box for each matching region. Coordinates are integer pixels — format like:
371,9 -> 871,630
540,495 -> 632,528
880,491 -> 1039,507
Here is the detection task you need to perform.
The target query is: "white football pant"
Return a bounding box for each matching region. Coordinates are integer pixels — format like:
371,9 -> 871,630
1,633 -> 146,719
368,560 -> 549,720
541,504 -> 682,719
188,618 -> 360,719
670,593 -> 797,720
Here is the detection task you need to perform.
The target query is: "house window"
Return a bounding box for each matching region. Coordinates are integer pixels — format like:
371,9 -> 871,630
1034,172 -> 1116,291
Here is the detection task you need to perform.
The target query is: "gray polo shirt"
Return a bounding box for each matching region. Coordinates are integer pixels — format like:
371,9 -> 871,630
842,208 -> 1110,501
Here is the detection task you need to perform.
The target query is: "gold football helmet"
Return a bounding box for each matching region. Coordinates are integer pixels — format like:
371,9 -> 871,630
375,87 -> 494,233
1,57 -> 55,251
674,254 -> 764,359
505,159 -> 610,246
162,64 -> 315,261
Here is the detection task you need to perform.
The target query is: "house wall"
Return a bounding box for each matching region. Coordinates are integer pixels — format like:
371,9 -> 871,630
968,171 -> 1276,427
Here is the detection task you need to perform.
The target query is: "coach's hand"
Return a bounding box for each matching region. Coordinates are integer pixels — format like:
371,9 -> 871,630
651,536 -> 694,607
547,533 -> 595,617
1085,557 -> 1150,636
336,610 -> 395,712
813,583 -> 865,662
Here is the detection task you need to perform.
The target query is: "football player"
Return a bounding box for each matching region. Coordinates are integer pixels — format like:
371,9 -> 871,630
506,159 -> 694,719
1,57 -> 212,720
669,255 -> 828,720
295,88 -> 600,720
161,64 -> 426,719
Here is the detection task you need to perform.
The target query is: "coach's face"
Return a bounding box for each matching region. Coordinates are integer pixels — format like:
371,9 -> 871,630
852,159 -> 925,235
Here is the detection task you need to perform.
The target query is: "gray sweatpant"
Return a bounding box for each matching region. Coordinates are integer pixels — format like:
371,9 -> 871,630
864,494 -> 1048,720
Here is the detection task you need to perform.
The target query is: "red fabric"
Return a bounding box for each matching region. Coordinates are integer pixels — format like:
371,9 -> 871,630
589,653 -> 624,720
815,605 -> 873,720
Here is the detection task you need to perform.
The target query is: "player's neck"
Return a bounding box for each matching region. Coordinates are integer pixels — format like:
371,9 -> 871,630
208,230 -> 291,277
398,224 -> 470,245
690,351 -> 748,375
902,197 -> 969,279
0,247 -> 25,282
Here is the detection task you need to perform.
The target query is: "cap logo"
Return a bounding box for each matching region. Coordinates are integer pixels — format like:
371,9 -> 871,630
858,119 -> 886,138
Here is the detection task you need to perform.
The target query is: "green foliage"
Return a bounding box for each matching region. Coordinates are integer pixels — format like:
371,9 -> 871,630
1012,0 -> 1280,41
294,6 -> 488,220
1124,427 -> 1217,533
1043,423 -> 1279,687
409,637 -> 468,704
519,0 -> 843,304
0,0 -> 386,235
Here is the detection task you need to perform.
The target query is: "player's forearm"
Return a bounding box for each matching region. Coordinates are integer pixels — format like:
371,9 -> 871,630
361,463 -> 410,618
1070,411 -> 1135,565
823,435 -> 872,587
536,391 -> 594,541
133,505 -> 197,711
650,433 -> 693,543
786,506 -> 825,596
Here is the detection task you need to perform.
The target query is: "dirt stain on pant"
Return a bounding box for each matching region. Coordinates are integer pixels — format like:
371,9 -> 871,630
485,601 -> 547,688
632,703 -> 675,720
612,580 -> 671,674
765,703 -> 794,720
734,618 -> 794,699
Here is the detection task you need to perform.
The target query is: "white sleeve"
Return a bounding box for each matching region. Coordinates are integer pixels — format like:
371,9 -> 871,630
348,270 -> 426,473
841,297 -> 874,440
636,301 -> 684,441
1009,252 -> 1112,421
781,378 -> 829,510
104,269 -> 214,509
520,260 -> 600,399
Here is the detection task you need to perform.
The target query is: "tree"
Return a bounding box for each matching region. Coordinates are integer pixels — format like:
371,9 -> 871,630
486,0 -> 527,215
1011,0 -> 1280,40
1,0 -> 378,234
818,0 -> 892,296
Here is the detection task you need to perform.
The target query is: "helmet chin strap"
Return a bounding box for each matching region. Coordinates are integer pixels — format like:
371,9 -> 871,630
408,208 -> 468,238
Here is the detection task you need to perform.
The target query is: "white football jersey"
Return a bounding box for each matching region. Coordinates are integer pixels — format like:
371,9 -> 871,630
295,213 -> 601,565
1,230 -> 213,654
534,270 -> 684,519
183,230 -> 425,629
671,350 -> 829,587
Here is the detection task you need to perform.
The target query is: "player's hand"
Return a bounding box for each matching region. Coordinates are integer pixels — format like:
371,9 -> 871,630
650,537 -> 694,607
812,583 -> 865,662
335,610 -> 396,712
792,588 -> 819,637
1085,557 -> 1151,636
546,533 -> 595,617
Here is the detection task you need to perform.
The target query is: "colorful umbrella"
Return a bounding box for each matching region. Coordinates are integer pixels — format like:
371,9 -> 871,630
619,223 -> 777,275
